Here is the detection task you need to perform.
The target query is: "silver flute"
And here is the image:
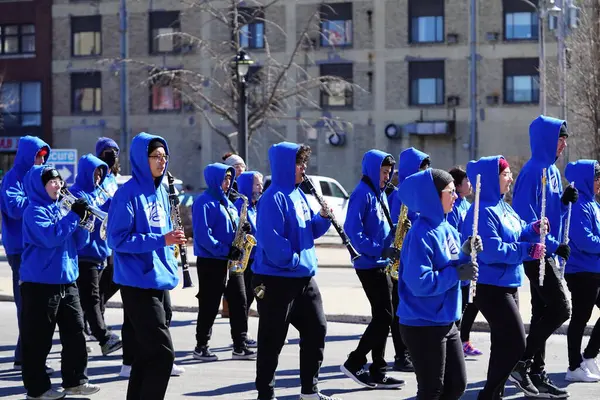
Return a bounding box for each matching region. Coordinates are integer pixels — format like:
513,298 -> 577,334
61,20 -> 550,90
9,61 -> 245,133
560,181 -> 574,279
539,168 -> 548,287
468,174 -> 481,304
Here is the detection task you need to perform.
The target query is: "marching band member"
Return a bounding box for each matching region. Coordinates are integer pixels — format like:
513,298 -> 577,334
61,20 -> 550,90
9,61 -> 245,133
192,163 -> 256,361
563,160 -> 600,382
252,142 -> 340,400
340,150 -> 405,389
463,156 -> 546,399
511,117 -> 575,398
448,166 -> 482,357
106,133 -> 186,399
70,154 -> 122,356
20,166 -> 100,399
234,170 -> 263,345
0,135 -> 51,373
397,168 -> 481,400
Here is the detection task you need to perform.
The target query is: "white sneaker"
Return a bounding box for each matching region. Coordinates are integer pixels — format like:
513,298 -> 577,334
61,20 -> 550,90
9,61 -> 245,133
565,366 -> 600,382
119,364 -> 132,378
26,389 -> 66,399
171,364 -> 185,376
63,383 -> 101,395
582,356 -> 600,377
299,393 -> 342,400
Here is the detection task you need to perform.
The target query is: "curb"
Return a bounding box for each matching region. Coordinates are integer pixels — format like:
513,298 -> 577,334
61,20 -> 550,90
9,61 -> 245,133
0,293 -> 590,336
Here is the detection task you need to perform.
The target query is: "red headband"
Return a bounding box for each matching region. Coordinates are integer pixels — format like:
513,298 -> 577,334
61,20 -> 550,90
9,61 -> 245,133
499,158 -> 510,173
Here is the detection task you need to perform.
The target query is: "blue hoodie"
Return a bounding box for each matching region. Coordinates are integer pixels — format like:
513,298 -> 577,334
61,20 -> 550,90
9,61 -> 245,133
234,171 -> 260,260
461,156 -> 539,288
512,116 -> 567,256
192,163 -> 239,260
70,154 -> 111,264
344,150 -> 395,269
564,160 -> 600,274
106,133 -> 179,290
390,147 -> 430,224
397,169 -> 469,326
20,165 -> 90,284
448,196 -> 470,232
252,142 -> 331,277
0,136 -> 50,255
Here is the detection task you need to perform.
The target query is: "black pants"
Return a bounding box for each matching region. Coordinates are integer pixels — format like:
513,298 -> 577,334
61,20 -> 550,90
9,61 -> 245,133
120,286 -> 174,400
400,323 -> 467,400
391,279 -> 408,358
346,267 -> 393,377
196,257 -> 248,348
565,272 -> 600,370
99,255 -> 120,315
78,261 -> 111,345
475,284 -> 526,400
20,282 -> 88,397
523,258 -> 571,373
253,274 -> 327,399
244,260 -> 255,316
458,284 -> 480,342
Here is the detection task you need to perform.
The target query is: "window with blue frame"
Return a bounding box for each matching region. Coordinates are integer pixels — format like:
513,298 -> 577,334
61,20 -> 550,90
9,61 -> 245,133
409,0 -> 444,44
503,0 -> 539,40
409,61 -> 445,106
320,3 -> 353,47
504,58 -> 539,104
0,81 -> 42,127
236,8 -> 265,49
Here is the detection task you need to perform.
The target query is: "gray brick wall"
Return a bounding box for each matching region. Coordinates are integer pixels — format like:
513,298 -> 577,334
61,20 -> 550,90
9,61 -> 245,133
352,0 -> 374,50
445,59 -> 469,105
478,58 -> 503,102
102,14 -> 121,59
478,0 -> 503,42
385,61 -> 407,109
128,12 -> 148,59
446,0 -> 469,46
353,62 -> 373,110
53,73 -> 70,117
102,72 -> 121,116
384,0 -> 407,49
128,67 -> 150,115
266,5 -> 286,53
53,17 -> 70,61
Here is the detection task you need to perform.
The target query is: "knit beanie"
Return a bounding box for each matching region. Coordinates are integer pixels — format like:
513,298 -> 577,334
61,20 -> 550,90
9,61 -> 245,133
499,158 -> 510,173
431,169 -> 454,197
41,167 -> 61,186
95,137 -> 120,157
147,139 -> 165,156
559,123 -> 569,138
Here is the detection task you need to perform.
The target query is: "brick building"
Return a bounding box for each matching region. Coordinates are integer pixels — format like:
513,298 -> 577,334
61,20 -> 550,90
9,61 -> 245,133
0,0 -> 53,177
50,0 -> 556,192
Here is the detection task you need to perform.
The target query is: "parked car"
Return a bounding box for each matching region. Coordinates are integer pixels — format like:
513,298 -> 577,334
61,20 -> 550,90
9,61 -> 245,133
263,175 -> 350,235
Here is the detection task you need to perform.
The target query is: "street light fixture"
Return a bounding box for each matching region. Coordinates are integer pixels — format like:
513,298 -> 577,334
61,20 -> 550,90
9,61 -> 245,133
230,50 -> 254,166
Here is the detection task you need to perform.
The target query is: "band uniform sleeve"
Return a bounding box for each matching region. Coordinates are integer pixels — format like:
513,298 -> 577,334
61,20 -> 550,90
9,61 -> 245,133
74,226 -> 91,249
257,193 -> 300,269
106,197 -> 167,254
192,202 -> 230,257
518,220 -> 539,243
344,191 -> 383,257
3,180 -> 29,220
476,209 -> 531,266
569,204 -> 600,254
390,193 -> 401,225
23,207 -> 80,248
310,210 -> 332,239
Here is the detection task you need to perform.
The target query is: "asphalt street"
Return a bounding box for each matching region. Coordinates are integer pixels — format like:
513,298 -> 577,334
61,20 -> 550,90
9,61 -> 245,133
0,303 -> 599,399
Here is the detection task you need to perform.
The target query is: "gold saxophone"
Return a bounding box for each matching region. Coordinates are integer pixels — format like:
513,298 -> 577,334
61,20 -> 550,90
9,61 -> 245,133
386,204 -> 409,280
228,190 -> 257,274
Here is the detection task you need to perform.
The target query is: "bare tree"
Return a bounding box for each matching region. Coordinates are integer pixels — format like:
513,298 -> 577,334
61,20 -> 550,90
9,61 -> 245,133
124,0 -> 360,153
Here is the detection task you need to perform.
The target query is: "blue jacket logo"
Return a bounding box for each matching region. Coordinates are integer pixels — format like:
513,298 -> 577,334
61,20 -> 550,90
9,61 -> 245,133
146,201 -> 167,228
294,198 -> 310,223
549,174 -> 560,194
445,235 -> 459,261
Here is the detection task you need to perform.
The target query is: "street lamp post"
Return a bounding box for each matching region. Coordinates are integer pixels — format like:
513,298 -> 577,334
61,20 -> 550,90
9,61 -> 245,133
231,50 -> 254,167
536,0 -> 561,115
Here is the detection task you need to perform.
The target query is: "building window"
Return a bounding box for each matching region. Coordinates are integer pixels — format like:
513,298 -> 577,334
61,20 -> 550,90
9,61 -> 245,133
409,61 -> 445,105
320,63 -> 353,108
150,71 -> 181,112
409,0 -> 444,43
503,0 -> 539,40
0,24 -> 35,55
235,8 -> 265,49
149,11 -> 181,54
71,16 -> 102,56
0,82 -> 42,127
504,58 -> 539,104
71,72 -> 102,113
320,3 -> 353,47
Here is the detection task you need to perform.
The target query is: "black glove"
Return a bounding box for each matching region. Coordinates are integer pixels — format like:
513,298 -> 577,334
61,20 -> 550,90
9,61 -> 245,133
228,246 -> 242,260
461,235 -> 483,255
457,262 -> 479,281
561,185 -> 579,205
555,243 -> 571,260
382,247 -> 400,261
242,221 -> 252,234
70,198 -> 89,220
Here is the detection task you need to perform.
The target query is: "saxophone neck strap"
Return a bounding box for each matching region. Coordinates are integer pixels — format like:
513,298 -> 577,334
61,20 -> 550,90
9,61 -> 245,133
361,176 -> 394,228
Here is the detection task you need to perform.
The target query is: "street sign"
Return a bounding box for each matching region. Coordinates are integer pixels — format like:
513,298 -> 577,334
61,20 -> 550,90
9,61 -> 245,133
46,149 -> 78,186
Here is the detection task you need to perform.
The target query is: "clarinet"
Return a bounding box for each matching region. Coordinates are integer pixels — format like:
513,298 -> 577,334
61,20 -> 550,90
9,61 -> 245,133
560,181 -> 574,279
468,174 -> 481,303
166,172 -> 194,289
302,173 -> 360,261
539,168 -> 548,287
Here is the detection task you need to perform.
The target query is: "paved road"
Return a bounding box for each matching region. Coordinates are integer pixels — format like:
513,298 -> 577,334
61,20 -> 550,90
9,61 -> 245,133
0,303 -> 599,399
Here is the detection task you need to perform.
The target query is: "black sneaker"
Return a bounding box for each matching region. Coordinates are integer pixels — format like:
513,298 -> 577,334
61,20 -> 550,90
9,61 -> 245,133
193,345 -> 218,361
232,345 -> 257,360
529,372 -> 570,398
372,374 -> 405,389
393,353 -> 415,372
509,361 -> 539,397
340,361 -> 377,388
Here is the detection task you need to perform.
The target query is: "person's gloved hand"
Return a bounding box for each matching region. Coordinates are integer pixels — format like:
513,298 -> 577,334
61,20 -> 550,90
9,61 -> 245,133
561,185 -> 579,205
461,235 -> 483,255
242,221 -> 252,234
382,247 -> 400,261
457,262 -> 478,281
555,243 -> 571,260
228,246 -> 242,260
532,218 -> 550,235
528,243 -> 546,260
71,198 -> 89,220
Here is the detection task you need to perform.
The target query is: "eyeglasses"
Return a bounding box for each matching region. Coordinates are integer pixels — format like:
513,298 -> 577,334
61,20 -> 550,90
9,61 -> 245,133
149,155 -> 169,162
441,188 -> 457,196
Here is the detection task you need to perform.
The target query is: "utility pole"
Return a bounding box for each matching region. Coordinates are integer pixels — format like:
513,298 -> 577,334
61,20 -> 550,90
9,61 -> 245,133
119,0 -> 129,173
469,0 -> 478,160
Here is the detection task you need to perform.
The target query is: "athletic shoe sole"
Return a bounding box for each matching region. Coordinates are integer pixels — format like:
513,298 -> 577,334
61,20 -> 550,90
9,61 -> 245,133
340,365 -> 376,388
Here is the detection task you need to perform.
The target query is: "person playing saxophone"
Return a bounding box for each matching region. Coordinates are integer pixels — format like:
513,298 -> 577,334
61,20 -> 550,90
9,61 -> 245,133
191,163 -> 255,362
340,150 -> 405,389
